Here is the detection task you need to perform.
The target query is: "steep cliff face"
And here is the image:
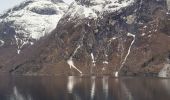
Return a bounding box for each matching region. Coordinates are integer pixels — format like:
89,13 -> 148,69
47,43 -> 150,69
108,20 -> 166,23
1,0 -> 170,77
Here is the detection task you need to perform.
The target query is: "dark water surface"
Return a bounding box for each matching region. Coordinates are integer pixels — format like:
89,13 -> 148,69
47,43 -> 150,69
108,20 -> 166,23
0,75 -> 170,100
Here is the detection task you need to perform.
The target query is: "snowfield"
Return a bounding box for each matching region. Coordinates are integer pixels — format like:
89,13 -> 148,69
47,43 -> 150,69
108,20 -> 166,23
0,0 -> 68,54
64,0 -> 135,19
1,0 -> 68,40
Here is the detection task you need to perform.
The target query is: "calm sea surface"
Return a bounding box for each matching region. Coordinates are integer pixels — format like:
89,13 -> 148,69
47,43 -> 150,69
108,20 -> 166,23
0,75 -> 170,100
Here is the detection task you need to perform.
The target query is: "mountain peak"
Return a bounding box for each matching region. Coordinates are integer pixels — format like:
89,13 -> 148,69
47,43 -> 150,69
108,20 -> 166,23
64,0 -> 135,20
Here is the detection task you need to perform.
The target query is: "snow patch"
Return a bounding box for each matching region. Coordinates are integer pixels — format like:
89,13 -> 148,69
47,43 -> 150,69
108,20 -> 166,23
166,12 -> 170,14
15,35 -> 29,54
1,0 -> 68,54
2,0 -> 67,40
103,61 -> 109,64
17,50 -> 21,54
103,0 -> 135,13
126,14 -> 136,24
141,33 -> 146,36
143,26 -> 147,28
91,53 -> 96,66
66,0 -> 135,19
0,40 -> 4,47
158,64 -> 170,78
115,71 -> 119,77
148,34 -> 152,38
127,32 -> 135,37
166,0 -> 170,10
109,37 -> 117,42
65,2 -> 97,19
0,0 -> 68,54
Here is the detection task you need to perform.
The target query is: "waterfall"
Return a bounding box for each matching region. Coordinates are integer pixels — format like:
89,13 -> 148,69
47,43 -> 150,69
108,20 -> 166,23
67,45 -> 82,74
91,53 -> 96,66
115,33 -> 135,77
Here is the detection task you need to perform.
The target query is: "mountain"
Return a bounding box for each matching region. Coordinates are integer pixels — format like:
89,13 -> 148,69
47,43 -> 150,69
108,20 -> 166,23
0,0 -> 68,54
1,0 -> 170,77
0,0 -> 68,74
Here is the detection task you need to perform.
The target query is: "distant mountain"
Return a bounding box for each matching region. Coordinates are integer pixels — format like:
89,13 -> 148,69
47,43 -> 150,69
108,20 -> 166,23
1,0 -> 170,77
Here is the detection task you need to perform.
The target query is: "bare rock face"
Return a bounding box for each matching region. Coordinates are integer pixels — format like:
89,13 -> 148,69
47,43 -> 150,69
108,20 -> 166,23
1,0 -> 170,77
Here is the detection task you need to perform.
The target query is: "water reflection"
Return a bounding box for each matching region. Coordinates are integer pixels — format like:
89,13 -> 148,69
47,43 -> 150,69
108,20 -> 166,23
67,76 -> 82,100
120,80 -> 133,100
102,76 -> 108,100
0,76 -> 170,100
90,76 -> 96,100
10,86 -> 32,100
160,79 -> 170,94
67,76 -> 75,93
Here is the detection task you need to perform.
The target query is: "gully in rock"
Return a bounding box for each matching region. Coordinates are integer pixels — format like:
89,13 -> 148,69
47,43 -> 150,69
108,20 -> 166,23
90,53 -> 96,66
90,52 -> 96,74
114,33 -> 136,77
67,45 -> 83,74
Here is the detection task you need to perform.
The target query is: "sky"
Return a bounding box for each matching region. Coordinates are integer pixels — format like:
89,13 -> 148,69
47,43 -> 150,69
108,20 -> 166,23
0,0 -> 74,13
0,0 -> 24,13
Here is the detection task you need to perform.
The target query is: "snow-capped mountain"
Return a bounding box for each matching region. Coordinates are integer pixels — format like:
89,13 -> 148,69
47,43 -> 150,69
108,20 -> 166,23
0,0 -> 68,54
65,0 -> 135,20
1,0 -> 170,77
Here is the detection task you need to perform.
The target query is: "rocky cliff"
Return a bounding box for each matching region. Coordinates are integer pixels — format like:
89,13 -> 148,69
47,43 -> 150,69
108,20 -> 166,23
1,0 -> 170,77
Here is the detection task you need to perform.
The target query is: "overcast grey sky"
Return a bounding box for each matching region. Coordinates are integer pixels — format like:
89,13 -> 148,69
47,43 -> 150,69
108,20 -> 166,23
0,0 -> 74,13
0,0 -> 24,13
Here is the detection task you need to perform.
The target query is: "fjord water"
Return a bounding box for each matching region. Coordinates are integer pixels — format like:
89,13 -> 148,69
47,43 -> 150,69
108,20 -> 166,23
0,76 -> 170,100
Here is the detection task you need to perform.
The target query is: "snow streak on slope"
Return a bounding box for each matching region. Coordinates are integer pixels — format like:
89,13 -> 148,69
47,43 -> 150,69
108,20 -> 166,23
115,33 -> 135,77
67,45 -> 82,74
91,53 -> 96,66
